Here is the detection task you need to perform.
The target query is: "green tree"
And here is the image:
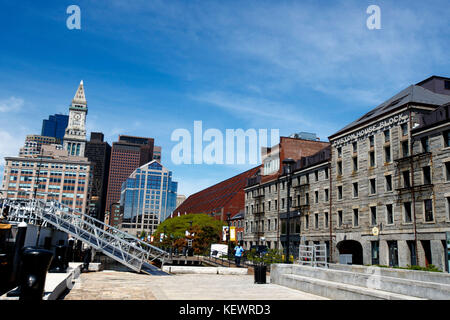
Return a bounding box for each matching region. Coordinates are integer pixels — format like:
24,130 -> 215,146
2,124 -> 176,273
153,214 -> 226,253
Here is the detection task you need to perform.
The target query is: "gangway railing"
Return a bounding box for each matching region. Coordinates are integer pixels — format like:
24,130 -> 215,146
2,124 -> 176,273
297,243 -> 328,268
0,197 -> 170,273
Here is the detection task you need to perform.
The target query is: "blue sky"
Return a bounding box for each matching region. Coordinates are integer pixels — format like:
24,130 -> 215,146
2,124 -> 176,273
0,0 -> 449,197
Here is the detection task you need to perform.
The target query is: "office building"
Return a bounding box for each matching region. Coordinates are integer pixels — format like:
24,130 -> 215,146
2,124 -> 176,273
41,114 -> 69,144
84,132 -> 111,222
120,160 -> 177,236
2,144 -> 92,214
105,135 -> 154,214
18,135 -> 59,157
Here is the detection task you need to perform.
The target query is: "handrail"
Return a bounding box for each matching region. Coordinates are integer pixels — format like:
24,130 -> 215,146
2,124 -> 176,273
1,197 -> 170,272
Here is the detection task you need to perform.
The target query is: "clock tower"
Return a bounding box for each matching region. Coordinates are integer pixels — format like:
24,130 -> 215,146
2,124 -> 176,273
63,80 -> 88,157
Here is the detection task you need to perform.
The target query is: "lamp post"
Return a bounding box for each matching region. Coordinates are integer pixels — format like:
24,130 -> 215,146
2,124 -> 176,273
283,158 -> 296,264
226,212 -> 231,259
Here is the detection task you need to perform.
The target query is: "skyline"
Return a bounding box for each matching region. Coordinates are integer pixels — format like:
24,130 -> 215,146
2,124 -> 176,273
1,0 -> 449,197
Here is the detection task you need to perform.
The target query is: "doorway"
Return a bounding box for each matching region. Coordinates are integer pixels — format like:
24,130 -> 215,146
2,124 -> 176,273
387,241 -> 399,267
337,240 -> 363,265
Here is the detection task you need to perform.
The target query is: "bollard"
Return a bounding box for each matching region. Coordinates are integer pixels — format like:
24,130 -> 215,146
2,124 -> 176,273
66,239 -> 74,267
6,246 -> 37,297
9,221 -> 28,287
49,244 -> 67,273
75,241 -> 82,262
19,248 -> 53,301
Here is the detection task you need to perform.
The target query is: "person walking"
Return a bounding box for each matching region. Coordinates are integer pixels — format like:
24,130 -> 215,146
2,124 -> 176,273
234,242 -> 245,267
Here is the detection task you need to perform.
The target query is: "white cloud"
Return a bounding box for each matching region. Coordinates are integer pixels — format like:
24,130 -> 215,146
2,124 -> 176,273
0,97 -> 24,112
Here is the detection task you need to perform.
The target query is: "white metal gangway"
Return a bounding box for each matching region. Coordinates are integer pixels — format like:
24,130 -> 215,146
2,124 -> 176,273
0,197 -> 169,275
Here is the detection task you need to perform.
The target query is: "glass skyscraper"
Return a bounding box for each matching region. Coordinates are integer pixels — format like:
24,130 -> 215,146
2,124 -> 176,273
120,160 -> 177,236
41,114 -> 69,143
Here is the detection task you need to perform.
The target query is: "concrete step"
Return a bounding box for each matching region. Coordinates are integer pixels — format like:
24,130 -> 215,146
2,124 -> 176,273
278,274 -> 424,300
290,265 -> 450,299
330,264 -> 450,285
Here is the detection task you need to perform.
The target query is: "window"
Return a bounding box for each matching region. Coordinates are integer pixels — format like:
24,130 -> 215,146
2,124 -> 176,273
386,204 -> 394,224
404,202 -> 412,223
281,198 -> 285,209
403,171 -> 411,188
423,166 -> 431,185
305,193 -> 309,205
275,200 -> 277,210
353,209 -> 359,227
352,142 -> 358,153
446,162 -> 450,181
325,168 -> 329,179
369,135 -> 374,148
315,170 -> 319,181
338,210 -> 343,226
353,182 -> 358,198
324,212 -> 329,228
385,175 -> 392,192
315,214 -> 319,229
369,151 -> 375,167
402,141 -> 409,157
353,156 -> 358,171
384,146 -> 391,163
401,123 -> 408,136
337,161 -> 343,175
371,206 -> 377,225
421,137 -> 430,152
444,130 -> 450,148
447,197 -> 450,220
337,147 -> 342,158
445,80 -> 450,90
268,201 -> 271,211
370,178 -> 376,194
338,186 -> 343,200
424,199 -> 433,222
315,190 -> 319,203
305,215 -> 309,229
384,130 -> 390,143
324,189 -> 329,202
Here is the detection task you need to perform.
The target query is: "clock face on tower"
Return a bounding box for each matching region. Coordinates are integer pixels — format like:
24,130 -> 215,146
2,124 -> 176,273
74,113 -> 81,120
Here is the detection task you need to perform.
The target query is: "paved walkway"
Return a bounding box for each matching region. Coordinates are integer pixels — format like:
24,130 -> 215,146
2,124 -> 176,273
63,270 -> 327,300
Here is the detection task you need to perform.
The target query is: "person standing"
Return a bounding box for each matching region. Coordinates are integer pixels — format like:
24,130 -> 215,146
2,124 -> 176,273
234,242 -> 245,267
82,246 -> 92,272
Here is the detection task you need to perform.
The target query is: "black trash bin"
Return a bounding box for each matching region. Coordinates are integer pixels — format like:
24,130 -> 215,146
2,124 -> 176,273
254,264 -> 267,284
19,248 -> 53,301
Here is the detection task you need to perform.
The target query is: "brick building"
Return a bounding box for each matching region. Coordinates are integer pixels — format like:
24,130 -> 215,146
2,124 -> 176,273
1,144 -> 92,214
244,136 -> 330,250
105,135 -> 154,217
173,166 -> 261,222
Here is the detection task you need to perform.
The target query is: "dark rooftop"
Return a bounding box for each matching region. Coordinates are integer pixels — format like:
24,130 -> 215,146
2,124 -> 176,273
330,77 -> 450,139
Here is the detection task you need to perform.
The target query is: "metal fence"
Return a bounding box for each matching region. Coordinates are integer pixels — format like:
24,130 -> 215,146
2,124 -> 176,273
297,243 -> 328,268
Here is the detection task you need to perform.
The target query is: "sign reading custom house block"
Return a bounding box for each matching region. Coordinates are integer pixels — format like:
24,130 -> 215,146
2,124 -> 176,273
332,113 -> 409,147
